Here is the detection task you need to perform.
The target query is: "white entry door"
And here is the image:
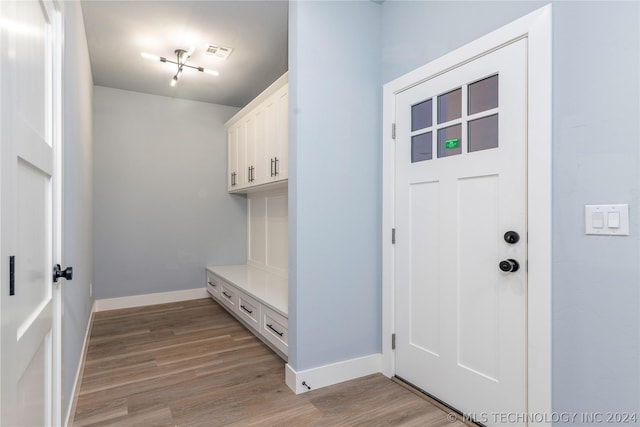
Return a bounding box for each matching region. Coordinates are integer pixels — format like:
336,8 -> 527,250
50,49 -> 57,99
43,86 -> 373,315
395,39 -> 527,425
1,1 -> 63,425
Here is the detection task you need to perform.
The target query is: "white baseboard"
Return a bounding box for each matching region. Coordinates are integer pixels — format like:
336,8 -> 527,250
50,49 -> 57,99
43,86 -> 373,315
64,300 -> 97,427
285,353 -> 382,394
94,288 -> 208,312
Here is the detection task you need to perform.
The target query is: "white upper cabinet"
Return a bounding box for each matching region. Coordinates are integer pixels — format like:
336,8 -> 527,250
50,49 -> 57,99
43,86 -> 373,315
226,73 -> 288,192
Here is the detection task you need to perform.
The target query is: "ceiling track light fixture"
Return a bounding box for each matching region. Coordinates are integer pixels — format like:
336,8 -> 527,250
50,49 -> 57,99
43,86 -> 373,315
141,48 -> 219,87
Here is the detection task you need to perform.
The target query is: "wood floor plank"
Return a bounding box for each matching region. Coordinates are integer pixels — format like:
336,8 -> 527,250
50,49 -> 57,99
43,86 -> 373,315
73,298 -> 469,426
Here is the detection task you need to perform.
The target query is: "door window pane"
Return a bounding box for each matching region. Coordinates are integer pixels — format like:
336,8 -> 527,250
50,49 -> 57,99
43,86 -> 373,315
411,99 -> 433,131
412,132 -> 432,163
468,114 -> 498,152
437,88 -> 461,124
437,124 -> 462,158
468,75 -> 498,115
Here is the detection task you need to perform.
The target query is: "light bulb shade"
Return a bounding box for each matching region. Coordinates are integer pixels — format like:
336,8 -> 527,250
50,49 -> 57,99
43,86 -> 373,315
141,52 -> 160,61
203,68 -> 219,76
170,75 -> 178,86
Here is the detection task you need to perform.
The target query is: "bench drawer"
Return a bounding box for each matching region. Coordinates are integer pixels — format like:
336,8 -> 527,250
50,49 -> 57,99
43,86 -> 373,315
236,290 -> 261,332
206,271 -> 221,300
262,306 -> 288,355
219,281 -> 237,310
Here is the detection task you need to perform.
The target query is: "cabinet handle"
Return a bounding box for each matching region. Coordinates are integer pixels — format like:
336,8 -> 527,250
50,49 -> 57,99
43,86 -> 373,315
270,158 -> 275,177
275,157 -> 279,176
240,305 -> 253,315
207,281 -> 217,287
223,291 -> 232,299
266,323 -> 284,337
250,166 -> 255,182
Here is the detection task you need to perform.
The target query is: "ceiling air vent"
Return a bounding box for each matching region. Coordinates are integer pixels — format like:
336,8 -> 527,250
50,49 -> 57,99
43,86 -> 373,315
204,44 -> 233,60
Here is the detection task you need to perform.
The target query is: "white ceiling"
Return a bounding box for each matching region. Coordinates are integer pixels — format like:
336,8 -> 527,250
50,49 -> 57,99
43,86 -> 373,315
81,1 -> 289,108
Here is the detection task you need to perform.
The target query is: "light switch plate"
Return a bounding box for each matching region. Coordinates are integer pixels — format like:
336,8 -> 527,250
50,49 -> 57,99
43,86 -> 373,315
585,204 -> 629,236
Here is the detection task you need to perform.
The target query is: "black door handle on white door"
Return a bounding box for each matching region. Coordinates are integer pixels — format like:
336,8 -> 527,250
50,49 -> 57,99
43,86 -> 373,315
499,259 -> 519,273
53,264 -> 73,282
503,231 -> 520,244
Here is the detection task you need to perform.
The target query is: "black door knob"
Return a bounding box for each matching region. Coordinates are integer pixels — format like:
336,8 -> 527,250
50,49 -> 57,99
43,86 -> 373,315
504,231 -> 520,244
53,264 -> 73,282
499,259 -> 519,272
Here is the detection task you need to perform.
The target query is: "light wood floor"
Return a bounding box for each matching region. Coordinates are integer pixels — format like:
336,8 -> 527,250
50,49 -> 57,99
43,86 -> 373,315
72,298 -> 469,426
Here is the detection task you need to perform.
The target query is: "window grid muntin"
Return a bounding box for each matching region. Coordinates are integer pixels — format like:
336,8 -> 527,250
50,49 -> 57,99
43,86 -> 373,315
409,72 -> 500,163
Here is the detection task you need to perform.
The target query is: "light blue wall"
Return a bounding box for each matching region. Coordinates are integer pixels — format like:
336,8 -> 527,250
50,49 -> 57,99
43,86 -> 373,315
551,1 -> 639,419
62,0 -> 94,417
288,0 -> 382,371
381,1 -> 545,82
93,87 -> 245,299
380,0 -> 640,423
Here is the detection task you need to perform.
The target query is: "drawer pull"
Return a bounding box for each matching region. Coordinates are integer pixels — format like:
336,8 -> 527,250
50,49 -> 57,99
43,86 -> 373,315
222,291 -> 232,299
240,305 -> 253,315
207,281 -> 216,287
266,323 -> 284,337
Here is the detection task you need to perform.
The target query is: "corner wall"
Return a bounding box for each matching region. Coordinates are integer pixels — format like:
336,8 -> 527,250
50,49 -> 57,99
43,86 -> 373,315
288,0 -> 382,371
61,0 -> 95,417
93,87 -> 245,299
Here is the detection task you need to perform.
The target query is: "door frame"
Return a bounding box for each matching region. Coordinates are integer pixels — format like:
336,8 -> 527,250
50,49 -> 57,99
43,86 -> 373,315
382,5 -> 552,424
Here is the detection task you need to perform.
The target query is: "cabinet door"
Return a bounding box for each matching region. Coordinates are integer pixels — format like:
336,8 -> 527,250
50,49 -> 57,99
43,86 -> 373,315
244,116 -> 256,187
227,79 -> 288,192
264,94 -> 278,182
274,85 -> 288,180
227,127 -> 238,191
254,105 -> 268,185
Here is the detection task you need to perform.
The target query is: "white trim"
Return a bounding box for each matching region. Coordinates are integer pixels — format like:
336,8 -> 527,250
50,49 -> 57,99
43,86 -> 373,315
94,288 -> 208,312
285,354 -> 382,395
525,6 -> 553,423
382,4 -> 552,424
64,301 -> 96,427
225,72 -> 288,128
52,2 -> 64,424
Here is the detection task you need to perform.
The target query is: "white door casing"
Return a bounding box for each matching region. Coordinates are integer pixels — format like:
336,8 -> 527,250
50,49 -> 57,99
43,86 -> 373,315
394,39 -> 526,424
382,5 -> 551,425
0,0 -> 63,425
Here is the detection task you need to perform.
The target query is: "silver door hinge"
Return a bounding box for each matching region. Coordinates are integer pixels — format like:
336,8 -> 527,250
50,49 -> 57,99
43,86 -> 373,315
392,333 -> 396,350
391,123 -> 396,140
391,228 -> 396,244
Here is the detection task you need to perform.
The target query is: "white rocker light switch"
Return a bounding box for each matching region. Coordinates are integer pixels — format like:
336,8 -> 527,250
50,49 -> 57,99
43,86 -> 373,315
585,204 -> 629,236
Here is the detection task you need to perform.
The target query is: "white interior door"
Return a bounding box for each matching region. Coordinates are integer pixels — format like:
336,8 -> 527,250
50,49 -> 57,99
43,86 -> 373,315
394,39 -> 527,425
1,1 -> 62,425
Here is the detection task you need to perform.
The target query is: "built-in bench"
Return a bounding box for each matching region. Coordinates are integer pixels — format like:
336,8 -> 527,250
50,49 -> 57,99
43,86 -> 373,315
206,265 -> 288,360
